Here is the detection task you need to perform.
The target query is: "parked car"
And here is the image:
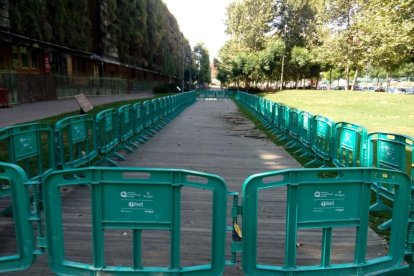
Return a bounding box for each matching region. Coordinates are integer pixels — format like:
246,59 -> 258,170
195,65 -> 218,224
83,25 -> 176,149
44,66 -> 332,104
364,86 -> 376,92
395,88 -> 407,93
387,87 -> 397,93
405,88 -> 414,94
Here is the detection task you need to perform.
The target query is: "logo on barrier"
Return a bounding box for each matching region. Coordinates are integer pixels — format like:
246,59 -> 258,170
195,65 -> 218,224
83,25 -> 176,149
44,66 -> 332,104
120,191 -> 128,198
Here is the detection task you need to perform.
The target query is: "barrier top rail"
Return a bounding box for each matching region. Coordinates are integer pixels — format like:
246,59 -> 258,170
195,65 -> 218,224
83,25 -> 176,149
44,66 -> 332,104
242,167 -> 411,275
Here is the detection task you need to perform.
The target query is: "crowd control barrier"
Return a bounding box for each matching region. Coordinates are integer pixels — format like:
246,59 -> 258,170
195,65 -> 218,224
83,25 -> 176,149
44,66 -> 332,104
197,89 -> 233,99
285,108 -> 301,150
242,168 -> 413,275
276,105 -> 290,141
0,163 -> 38,272
306,115 -> 334,167
117,104 -> 137,153
55,114 -> 98,169
0,162 -> 412,275
95,108 -> 123,166
366,132 -> 414,230
0,123 -> 55,215
235,91 -> 414,232
333,122 -> 367,168
295,110 -> 313,157
0,123 -> 55,181
43,167 -> 227,275
132,102 -> 146,144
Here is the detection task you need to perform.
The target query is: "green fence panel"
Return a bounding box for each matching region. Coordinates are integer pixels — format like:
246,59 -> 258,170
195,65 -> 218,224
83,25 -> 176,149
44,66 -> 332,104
95,109 -> 123,166
270,102 -> 281,134
0,162 -> 35,272
276,105 -> 290,141
197,89 -> 230,99
166,96 -> 173,118
0,123 -> 55,182
242,168 -> 412,275
143,101 -> 153,130
43,167 -> 227,275
306,115 -> 334,167
55,115 -> 98,169
151,99 -> 160,127
366,132 -> 414,229
132,102 -> 146,144
117,104 -> 137,153
333,122 -> 367,168
285,108 -> 301,149
294,111 -> 314,157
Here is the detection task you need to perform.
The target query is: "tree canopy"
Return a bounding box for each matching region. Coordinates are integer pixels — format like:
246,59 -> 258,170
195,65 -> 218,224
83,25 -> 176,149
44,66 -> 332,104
217,0 -> 414,89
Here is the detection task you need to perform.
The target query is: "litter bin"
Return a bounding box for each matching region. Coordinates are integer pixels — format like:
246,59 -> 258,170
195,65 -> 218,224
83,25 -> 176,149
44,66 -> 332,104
0,88 -> 9,107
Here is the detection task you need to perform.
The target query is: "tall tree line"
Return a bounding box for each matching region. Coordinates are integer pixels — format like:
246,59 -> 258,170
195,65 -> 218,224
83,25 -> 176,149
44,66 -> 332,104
5,0 -> 190,77
217,0 -> 414,90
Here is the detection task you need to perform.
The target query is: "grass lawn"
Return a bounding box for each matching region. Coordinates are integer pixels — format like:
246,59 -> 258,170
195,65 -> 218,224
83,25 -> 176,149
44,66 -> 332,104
261,90 -> 414,137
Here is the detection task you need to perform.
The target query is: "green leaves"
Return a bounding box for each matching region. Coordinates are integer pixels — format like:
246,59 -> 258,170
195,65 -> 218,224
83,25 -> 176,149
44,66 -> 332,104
7,0 -> 189,77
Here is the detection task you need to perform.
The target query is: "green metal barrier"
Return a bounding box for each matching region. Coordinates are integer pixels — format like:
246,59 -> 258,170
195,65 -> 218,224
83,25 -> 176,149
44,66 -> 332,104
367,132 -> 414,230
275,105 -> 290,141
197,89 -> 230,99
0,123 -> 55,181
43,167 -> 227,275
95,108 -> 124,166
333,122 -> 367,168
294,110 -> 314,158
270,102 -> 281,134
0,162 -> 38,272
285,108 -> 302,150
55,115 -> 98,169
117,104 -> 138,153
142,101 -> 154,134
306,115 -> 334,167
132,102 -> 147,144
241,168 -> 412,275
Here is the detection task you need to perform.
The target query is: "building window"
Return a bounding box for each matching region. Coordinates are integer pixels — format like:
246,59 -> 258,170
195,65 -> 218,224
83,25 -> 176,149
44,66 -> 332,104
20,47 -> 29,67
12,46 -> 20,68
12,46 -> 40,69
31,49 -> 39,69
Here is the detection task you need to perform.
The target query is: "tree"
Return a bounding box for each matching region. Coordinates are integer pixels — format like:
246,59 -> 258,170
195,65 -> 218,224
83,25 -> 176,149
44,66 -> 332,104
225,0 -> 274,51
290,46 -> 310,88
258,38 -> 285,87
193,43 -> 211,86
356,0 -> 414,88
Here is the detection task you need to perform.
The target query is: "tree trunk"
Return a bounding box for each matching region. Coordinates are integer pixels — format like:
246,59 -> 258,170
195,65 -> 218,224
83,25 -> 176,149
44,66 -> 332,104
386,70 -> 390,92
296,74 -> 299,89
351,68 -> 358,91
345,64 -> 350,91
329,69 -> 332,90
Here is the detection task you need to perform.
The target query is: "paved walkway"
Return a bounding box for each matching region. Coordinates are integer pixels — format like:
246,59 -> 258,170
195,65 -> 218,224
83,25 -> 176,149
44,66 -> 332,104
4,98 -> 387,275
0,92 -> 154,127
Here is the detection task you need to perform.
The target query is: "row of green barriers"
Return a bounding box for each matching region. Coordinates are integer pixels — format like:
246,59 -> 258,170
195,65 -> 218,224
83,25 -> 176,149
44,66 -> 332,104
0,92 -> 196,212
0,89 -> 413,275
235,91 -> 414,231
197,89 -> 234,99
0,162 -> 413,275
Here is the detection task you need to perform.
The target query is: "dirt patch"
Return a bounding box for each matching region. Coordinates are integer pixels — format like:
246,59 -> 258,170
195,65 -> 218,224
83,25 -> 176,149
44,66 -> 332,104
223,112 -> 267,139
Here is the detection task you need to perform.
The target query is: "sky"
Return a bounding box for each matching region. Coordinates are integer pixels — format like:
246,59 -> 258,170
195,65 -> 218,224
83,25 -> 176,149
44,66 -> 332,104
162,0 -> 233,62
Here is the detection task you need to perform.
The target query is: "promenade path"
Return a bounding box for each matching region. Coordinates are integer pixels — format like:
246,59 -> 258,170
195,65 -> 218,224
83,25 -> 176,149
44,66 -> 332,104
3,98 -> 387,275
0,92 -> 154,127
